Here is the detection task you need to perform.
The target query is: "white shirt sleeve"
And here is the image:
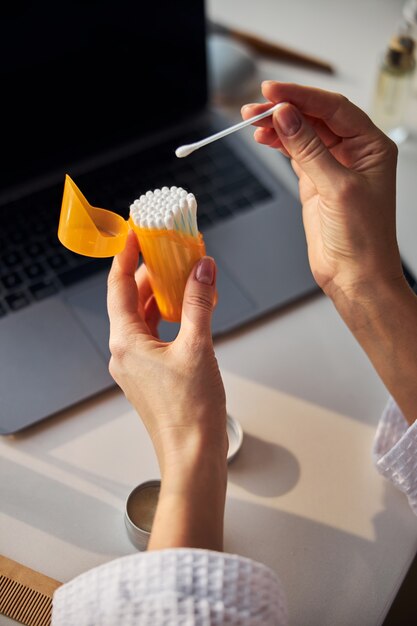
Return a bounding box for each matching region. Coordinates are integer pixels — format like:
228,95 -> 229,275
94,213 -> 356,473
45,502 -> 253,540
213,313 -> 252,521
52,548 -> 288,626
373,396 -> 417,514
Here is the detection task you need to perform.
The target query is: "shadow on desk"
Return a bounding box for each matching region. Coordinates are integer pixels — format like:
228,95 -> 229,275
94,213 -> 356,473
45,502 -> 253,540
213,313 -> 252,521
224,482 -> 416,626
228,432 -> 300,497
0,455 -> 132,557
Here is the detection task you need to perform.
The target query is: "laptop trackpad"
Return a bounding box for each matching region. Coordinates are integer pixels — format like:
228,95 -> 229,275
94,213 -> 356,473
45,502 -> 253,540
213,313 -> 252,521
65,275 -> 110,360
212,260 -> 255,333
0,297 -> 112,434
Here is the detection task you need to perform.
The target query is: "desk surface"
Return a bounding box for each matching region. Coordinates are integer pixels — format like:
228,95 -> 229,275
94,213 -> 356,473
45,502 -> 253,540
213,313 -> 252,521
2,1 -> 417,625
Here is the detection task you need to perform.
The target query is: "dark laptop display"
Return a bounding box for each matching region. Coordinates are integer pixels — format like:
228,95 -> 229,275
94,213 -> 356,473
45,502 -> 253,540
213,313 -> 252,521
0,1 -> 317,434
0,0 -> 207,194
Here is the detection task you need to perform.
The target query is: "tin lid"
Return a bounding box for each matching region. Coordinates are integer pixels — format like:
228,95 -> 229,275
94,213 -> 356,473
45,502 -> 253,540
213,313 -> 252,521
226,414 -> 243,463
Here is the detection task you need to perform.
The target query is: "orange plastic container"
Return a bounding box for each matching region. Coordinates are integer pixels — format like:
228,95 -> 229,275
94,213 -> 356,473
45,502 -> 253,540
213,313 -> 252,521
58,175 -> 206,322
128,219 -> 205,321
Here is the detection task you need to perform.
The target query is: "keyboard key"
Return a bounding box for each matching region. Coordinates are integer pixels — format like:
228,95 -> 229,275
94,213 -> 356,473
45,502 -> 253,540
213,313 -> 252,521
9,230 -> 25,245
0,300 -> 6,317
217,179 -> 250,196
57,258 -> 111,286
214,205 -> 233,219
227,196 -> 251,213
246,186 -> 272,203
2,250 -> 22,267
30,279 -> 58,301
23,262 -> 45,280
46,253 -> 68,270
45,235 -> 61,250
197,192 -> 211,206
25,242 -> 44,257
5,291 -> 30,311
32,220 -> 48,236
1,271 -> 23,290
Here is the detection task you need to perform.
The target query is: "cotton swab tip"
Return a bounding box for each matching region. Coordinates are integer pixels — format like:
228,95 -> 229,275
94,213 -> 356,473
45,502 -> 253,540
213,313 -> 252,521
175,144 -> 195,158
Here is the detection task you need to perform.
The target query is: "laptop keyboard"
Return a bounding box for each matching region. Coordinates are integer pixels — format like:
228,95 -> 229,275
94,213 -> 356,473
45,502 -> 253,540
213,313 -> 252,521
0,123 -> 273,317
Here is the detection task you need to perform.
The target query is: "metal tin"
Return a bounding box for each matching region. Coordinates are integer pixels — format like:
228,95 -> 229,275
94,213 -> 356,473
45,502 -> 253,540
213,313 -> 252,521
227,414 -> 243,463
124,479 -> 161,551
124,418 -> 243,550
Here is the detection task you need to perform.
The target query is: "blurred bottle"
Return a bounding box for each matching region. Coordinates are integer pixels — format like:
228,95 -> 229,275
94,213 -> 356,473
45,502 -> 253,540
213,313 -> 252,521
371,34 -> 415,144
400,0 -> 417,95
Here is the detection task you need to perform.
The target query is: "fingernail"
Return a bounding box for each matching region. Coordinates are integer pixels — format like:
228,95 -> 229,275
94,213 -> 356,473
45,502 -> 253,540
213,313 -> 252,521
275,104 -> 302,136
196,257 -> 215,285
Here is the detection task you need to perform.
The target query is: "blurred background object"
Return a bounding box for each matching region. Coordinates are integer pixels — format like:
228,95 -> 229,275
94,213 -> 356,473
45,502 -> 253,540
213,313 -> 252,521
371,34 -> 415,144
206,20 -> 334,105
400,0 -> 417,40
207,33 -> 259,104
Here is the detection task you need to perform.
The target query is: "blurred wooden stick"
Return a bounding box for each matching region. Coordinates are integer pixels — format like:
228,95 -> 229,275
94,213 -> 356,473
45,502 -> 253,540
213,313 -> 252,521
209,21 -> 335,74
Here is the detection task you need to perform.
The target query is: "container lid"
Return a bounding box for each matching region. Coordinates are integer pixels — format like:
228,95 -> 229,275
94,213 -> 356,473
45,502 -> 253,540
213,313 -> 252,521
227,414 -> 243,463
386,35 -> 415,71
58,175 -> 129,257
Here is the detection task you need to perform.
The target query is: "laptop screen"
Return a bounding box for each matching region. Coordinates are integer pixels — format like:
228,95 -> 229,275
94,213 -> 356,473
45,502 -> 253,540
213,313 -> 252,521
0,0 -> 207,194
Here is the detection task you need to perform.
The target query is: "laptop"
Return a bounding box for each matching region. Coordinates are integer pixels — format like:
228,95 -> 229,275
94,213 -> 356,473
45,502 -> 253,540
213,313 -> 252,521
0,0 -> 318,434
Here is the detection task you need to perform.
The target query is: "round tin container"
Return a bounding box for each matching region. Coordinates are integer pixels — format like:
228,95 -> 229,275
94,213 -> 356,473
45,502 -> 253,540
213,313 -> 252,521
124,479 -> 161,551
124,417 -> 243,550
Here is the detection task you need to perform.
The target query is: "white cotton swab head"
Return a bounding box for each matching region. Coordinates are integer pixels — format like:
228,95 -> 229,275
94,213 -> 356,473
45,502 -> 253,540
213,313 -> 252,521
129,186 -> 199,237
175,145 -> 195,158
164,212 -> 174,230
175,102 -> 284,158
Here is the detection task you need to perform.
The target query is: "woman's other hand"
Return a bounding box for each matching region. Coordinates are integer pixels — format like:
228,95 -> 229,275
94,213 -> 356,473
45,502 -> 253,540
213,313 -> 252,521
107,231 -> 228,549
242,82 -> 403,304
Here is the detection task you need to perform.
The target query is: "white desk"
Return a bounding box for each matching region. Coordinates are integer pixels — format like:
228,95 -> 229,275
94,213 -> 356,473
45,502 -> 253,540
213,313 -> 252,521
1,1 -> 417,625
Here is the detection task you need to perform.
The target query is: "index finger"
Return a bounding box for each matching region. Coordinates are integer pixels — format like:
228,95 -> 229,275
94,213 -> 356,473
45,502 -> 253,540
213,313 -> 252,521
107,230 -> 150,336
261,81 -> 375,138
243,104 -> 341,149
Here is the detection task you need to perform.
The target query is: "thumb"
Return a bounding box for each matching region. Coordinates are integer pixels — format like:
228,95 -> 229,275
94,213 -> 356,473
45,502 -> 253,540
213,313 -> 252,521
178,256 -> 216,343
273,103 -> 344,190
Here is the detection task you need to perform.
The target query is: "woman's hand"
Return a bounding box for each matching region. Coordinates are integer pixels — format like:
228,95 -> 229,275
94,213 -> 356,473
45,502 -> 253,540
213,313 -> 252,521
107,231 -> 227,468
107,231 -> 228,549
243,82 -> 417,426
242,82 -> 404,303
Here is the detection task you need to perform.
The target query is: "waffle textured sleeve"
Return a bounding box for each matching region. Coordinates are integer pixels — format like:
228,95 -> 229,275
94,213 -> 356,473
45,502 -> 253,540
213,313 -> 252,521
51,548 -> 287,626
373,396 -> 417,514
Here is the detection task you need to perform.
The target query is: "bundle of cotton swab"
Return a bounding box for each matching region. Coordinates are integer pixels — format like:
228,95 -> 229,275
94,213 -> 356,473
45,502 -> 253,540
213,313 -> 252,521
128,185 -> 206,322
129,186 -> 198,238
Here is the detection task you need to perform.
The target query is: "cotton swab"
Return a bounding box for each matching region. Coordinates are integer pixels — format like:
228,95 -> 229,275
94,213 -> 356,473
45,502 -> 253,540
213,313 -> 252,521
175,102 -> 284,158
130,186 -> 199,237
